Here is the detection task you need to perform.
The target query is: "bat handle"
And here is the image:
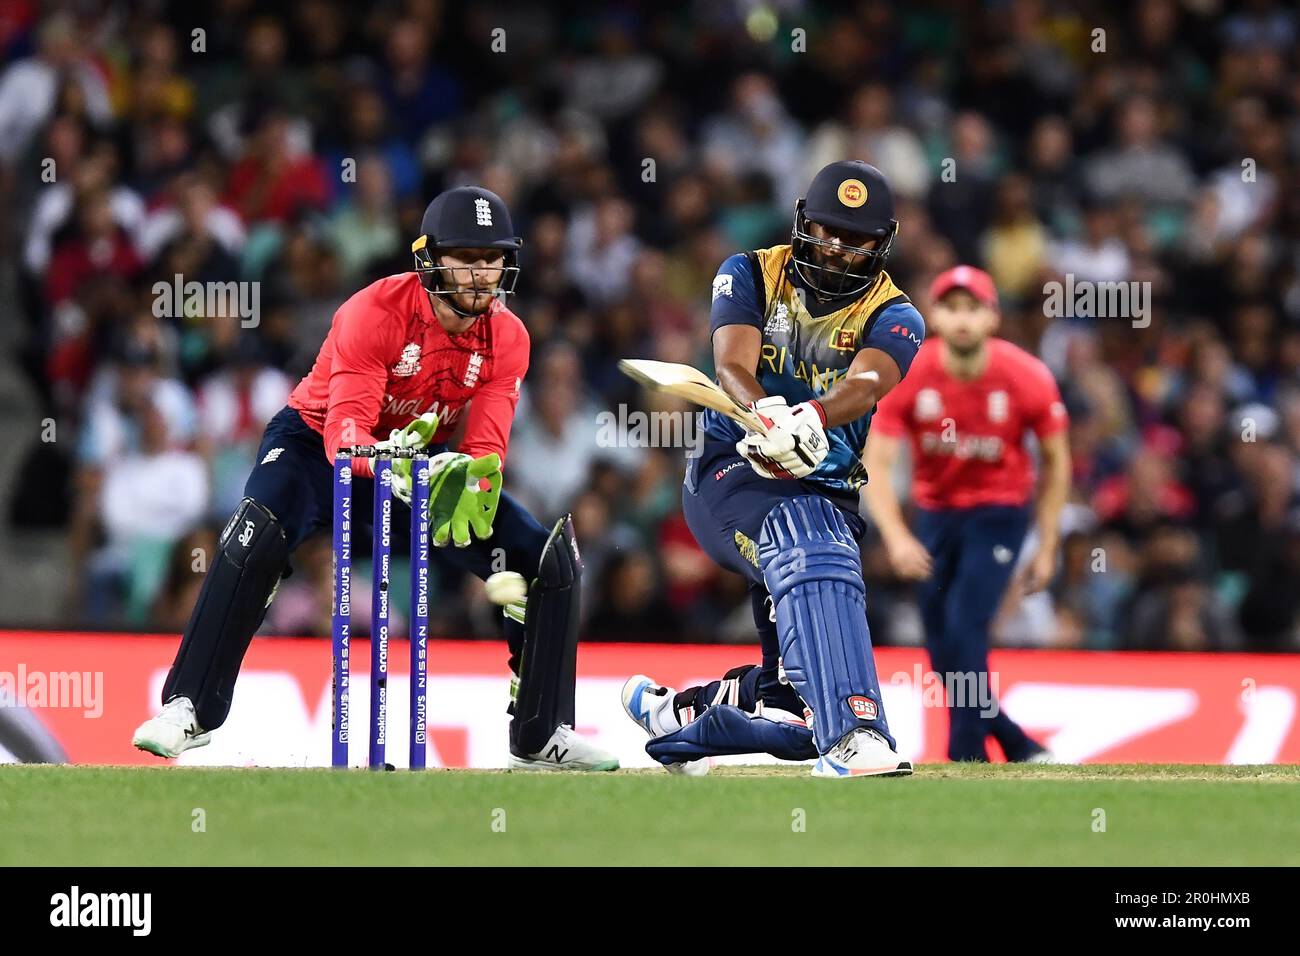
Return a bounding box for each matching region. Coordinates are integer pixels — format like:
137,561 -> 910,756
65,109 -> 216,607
738,404 -> 771,435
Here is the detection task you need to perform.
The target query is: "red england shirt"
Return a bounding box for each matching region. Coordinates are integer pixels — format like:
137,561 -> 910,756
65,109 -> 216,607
288,273 -> 528,478
872,338 -> 1067,510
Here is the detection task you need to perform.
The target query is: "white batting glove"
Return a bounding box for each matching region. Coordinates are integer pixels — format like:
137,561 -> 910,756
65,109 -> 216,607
735,396 -> 829,480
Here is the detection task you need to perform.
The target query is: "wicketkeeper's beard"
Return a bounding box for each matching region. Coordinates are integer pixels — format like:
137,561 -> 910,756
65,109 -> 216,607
448,286 -> 496,315
428,277 -> 499,324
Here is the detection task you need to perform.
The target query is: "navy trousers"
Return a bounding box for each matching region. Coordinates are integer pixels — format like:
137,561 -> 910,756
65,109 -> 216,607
913,504 -> 1038,761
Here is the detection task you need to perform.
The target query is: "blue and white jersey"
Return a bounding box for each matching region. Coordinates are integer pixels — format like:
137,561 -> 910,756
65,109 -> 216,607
704,243 -> 926,492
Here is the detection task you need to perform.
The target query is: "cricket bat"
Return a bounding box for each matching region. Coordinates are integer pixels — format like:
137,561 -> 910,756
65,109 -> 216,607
618,359 -> 768,434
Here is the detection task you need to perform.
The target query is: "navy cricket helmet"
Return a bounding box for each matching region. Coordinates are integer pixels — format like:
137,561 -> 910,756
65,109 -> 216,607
791,160 -> 898,299
412,186 -> 523,313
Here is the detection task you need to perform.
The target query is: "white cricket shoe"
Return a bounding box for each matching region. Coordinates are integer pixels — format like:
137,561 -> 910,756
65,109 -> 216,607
811,727 -> 913,778
621,675 -> 708,777
507,725 -> 619,772
1025,748 -> 1063,764
132,696 -> 212,759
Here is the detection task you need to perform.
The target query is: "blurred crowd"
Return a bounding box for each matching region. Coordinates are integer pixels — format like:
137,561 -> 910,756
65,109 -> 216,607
2,0 -> 1299,652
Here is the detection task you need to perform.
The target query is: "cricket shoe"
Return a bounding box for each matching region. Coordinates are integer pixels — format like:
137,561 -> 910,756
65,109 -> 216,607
621,675 -> 708,777
811,727 -> 913,778
507,725 -> 619,772
132,696 -> 212,759
1025,747 -> 1064,764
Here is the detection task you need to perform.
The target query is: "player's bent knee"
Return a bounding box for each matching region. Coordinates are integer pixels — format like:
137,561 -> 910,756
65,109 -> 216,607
535,514 -> 580,590
757,495 -> 864,599
219,497 -> 289,570
645,704 -> 817,764
213,498 -> 290,617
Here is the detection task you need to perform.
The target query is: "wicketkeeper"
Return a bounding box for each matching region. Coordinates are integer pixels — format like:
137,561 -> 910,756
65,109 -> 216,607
133,186 -> 617,771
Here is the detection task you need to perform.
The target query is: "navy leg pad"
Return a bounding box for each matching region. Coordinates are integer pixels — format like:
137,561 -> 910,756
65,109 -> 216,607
646,704 -> 817,764
164,497 -> 289,730
759,495 -> 894,753
511,514 -> 581,755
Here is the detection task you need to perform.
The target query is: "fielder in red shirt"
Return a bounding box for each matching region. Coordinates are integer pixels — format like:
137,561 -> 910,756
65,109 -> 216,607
866,264 -> 1071,762
132,186 -> 616,771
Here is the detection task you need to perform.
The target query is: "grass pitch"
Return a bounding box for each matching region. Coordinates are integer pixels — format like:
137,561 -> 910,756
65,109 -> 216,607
2,763 -> 1297,866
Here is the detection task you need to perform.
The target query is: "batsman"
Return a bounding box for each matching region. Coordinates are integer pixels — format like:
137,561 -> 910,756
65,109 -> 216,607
622,161 -> 925,777
133,186 -> 618,771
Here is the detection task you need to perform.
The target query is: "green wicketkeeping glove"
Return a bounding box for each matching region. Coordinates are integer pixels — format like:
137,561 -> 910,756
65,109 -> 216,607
426,452 -> 471,523
429,452 -> 503,548
384,412 -> 441,505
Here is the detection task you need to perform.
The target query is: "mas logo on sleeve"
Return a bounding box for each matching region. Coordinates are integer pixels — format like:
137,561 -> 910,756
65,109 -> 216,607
889,323 -> 923,348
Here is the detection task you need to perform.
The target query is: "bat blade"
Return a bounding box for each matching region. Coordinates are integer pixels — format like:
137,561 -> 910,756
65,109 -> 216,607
618,359 -> 767,434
